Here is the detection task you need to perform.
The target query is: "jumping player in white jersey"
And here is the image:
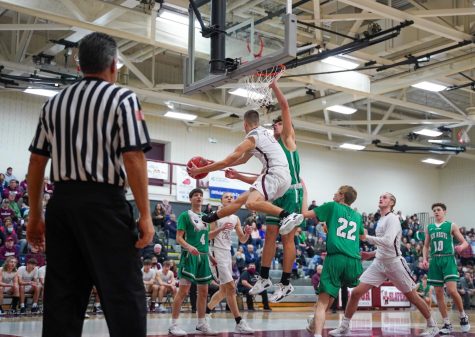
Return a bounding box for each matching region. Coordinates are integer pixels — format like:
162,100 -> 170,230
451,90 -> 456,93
187,109 -> 303,232
206,192 -> 254,334
327,193 -> 439,337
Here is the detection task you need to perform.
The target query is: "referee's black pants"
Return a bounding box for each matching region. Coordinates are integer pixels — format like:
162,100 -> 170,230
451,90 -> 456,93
42,182 -> 146,337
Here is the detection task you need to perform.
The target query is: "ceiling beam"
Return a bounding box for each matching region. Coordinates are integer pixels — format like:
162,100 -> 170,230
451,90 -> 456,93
0,23 -> 71,30
331,119 -> 463,126
337,0 -> 473,41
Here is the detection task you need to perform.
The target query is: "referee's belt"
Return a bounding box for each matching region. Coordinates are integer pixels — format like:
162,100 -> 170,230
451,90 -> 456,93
289,183 -> 303,189
431,254 -> 454,257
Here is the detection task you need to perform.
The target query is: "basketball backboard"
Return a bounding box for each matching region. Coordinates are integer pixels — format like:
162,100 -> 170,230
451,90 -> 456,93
183,0 -> 297,95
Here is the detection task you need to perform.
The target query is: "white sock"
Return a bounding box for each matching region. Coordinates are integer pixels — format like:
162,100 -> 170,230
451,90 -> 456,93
459,311 -> 467,318
444,317 -> 451,325
314,335 -> 322,337
198,318 -> 206,325
172,319 -> 178,325
427,316 -> 436,327
342,316 -> 351,327
20,304 -> 25,308
32,303 -> 38,307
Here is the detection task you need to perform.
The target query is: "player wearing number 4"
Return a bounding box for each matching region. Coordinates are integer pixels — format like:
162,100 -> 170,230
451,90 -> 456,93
300,186 -> 364,337
169,188 -> 217,336
326,193 -> 439,337
423,203 -> 470,335
206,192 -> 254,334
186,109 -> 303,238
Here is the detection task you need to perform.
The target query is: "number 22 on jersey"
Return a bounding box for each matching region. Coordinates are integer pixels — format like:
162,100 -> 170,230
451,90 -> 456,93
336,217 -> 357,241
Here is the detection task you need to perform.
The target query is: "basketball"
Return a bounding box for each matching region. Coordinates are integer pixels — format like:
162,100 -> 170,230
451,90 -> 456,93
187,156 -> 209,179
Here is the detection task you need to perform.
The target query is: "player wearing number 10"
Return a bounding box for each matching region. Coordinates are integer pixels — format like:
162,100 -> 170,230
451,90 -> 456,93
422,203 -> 470,334
301,185 -> 363,337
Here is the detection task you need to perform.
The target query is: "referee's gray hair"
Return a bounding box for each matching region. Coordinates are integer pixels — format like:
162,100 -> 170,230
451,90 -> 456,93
78,32 -> 117,74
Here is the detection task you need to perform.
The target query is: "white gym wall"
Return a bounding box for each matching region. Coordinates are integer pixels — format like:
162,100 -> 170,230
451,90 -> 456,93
0,91 -> 472,226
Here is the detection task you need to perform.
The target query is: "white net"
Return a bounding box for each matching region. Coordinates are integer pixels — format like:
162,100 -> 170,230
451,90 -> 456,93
243,65 -> 285,108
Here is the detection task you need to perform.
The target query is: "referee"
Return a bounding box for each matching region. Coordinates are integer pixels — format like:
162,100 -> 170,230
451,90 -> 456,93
27,32 -> 154,337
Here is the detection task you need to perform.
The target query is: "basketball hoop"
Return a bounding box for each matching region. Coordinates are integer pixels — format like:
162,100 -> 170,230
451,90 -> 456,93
243,64 -> 286,108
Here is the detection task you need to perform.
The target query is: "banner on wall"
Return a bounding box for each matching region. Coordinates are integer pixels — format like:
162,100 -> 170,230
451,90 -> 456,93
208,171 -> 250,200
339,287 -> 372,307
176,166 -> 195,202
147,161 -> 169,180
380,286 -> 410,307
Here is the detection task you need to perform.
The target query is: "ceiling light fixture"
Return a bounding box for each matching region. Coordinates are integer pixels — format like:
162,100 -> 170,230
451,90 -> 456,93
339,143 -> 365,151
422,158 -> 445,165
411,81 -> 447,92
322,56 -> 359,69
326,105 -> 357,114
229,88 -> 265,100
23,88 -> 59,97
414,129 -> 443,137
164,111 -> 197,121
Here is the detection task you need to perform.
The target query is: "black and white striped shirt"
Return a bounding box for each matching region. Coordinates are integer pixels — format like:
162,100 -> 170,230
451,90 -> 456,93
29,77 -> 151,187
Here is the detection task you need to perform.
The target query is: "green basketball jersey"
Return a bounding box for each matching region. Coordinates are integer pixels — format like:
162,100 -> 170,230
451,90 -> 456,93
428,221 -> 454,256
313,201 -> 363,259
278,138 -> 300,185
177,210 -> 209,253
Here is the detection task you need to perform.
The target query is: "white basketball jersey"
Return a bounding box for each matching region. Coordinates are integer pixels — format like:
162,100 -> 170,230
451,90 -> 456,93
212,215 -> 239,250
141,268 -> 156,282
367,212 -> 402,260
1,269 -> 16,285
18,266 -> 38,282
246,126 -> 288,173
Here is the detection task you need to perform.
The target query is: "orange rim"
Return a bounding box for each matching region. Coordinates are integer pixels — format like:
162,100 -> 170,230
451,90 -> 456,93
255,64 -> 286,77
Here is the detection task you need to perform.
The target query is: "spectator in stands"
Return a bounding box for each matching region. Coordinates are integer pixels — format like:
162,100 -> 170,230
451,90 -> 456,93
19,175 -> 28,194
244,244 -> 259,268
152,203 -> 166,229
0,256 -> 19,313
304,233 -> 316,258
249,222 -> 262,249
0,200 -> 15,223
25,245 -> 46,267
416,275 -> 432,308
314,236 -> 326,255
0,173 -> 7,189
2,218 -> 18,243
232,258 -> 240,280
150,256 -> 162,271
311,265 -> 323,293
2,179 -> 22,201
0,236 -> 19,264
459,244 -> 474,266
141,259 -> 159,312
18,258 -> 41,313
161,199 -> 173,216
165,214 -> 177,243
458,272 -> 475,309
308,200 -> 317,210
152,243 -> 168,265
4,167 -> 16,185
156,261 -> 176,312
203,203 -> 213,215
7,192 -> 21,219
235,246 -> 246,273
19,195 -> 29,218
0,229 -> 4,248
315,222 -> 327,240
237,263 -> 271,311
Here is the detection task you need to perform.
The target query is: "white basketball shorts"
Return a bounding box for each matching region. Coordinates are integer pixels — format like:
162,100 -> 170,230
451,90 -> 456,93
359,257 -> 416,294
251,167 -> 290,202
210,247 -> 234,285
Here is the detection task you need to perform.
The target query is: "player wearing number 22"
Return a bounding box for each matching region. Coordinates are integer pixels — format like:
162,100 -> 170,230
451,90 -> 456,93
301,186 -> 364,337
169,188 -> 216,336
422,202 -> 470,335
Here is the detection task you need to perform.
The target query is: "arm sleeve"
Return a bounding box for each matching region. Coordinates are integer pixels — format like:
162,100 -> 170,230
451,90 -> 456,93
117,93 -> 152,153
29,105 -> 51,157
365,215 -> 400,247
